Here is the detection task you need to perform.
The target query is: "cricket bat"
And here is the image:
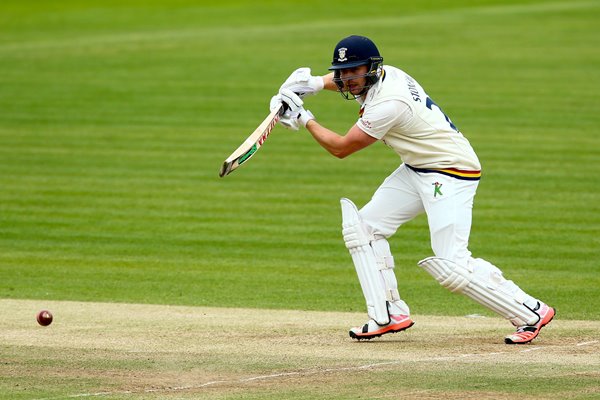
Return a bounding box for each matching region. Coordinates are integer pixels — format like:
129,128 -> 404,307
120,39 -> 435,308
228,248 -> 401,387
219,103 -> 284,178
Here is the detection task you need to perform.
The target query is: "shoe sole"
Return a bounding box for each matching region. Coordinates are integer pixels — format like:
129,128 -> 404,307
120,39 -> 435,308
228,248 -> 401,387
505,307 -> 556,345
349,321 -> 415,341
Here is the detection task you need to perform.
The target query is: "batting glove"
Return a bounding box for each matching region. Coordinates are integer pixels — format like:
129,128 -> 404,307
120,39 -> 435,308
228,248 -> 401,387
269,93 -> 299,131
280,67 -> 324,98
280,89 -> 303,112
280,89 -> 315,128
298,109 -> 315,128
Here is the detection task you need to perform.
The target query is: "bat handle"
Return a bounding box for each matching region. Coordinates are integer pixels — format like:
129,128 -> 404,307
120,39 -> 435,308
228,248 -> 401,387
280,102 -> 289,115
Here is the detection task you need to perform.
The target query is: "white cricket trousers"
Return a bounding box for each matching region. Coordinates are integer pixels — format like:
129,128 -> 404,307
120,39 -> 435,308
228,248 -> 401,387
359,164 -> 538,318
360,163 -> 476,267
358,163 -> 539,312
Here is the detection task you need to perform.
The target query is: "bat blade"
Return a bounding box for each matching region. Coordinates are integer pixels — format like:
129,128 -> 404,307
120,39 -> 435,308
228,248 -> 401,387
219,103 -> 284,178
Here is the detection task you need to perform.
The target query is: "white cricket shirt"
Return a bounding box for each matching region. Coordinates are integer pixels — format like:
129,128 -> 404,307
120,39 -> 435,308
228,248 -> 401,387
356,66 -> 481,179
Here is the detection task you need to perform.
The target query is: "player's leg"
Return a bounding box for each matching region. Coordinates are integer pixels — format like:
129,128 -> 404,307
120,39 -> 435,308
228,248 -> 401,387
342,198 -> 414,340
419,257 -> 555,343
413,172 -> 476,267
358,164 -> 426,239
414,172 -> 554,343
342,165 -> 421,340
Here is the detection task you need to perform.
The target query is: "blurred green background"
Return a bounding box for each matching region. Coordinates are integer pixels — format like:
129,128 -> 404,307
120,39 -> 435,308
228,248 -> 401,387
1,0 -> 598,319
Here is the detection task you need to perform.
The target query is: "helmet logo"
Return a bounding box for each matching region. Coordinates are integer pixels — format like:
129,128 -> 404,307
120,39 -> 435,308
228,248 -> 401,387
337,47 -> 348,62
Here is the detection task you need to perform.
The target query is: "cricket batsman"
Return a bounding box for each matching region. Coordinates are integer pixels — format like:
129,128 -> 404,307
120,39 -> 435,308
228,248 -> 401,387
270,35 -> 555,344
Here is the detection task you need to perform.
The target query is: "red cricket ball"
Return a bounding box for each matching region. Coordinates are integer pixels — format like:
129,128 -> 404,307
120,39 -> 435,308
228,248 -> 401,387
36,310 -> 53,326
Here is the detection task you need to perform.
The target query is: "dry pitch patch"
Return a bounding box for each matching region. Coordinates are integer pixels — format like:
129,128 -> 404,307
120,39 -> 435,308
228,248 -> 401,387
0,299 -> 598,400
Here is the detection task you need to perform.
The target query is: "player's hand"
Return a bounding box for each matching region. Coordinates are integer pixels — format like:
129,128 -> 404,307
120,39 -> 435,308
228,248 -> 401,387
280,67 -> 324,98
270,94 -> 299,131
279,89 -> 303,113
280,89 -> 315,128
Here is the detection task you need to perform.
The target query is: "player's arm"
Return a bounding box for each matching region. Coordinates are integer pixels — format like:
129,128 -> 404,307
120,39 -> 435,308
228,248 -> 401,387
279,89 -> 376,158
305,120 -> 377,158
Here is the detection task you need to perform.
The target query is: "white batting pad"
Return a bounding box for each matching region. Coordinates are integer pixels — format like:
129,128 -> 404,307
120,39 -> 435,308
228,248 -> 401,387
418,257 -> 539,326
341,198 -> 409,324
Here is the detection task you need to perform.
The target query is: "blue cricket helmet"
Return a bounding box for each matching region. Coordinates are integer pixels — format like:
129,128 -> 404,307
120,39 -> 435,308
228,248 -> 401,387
329,35 -> 382,70
328,35 -> 384,99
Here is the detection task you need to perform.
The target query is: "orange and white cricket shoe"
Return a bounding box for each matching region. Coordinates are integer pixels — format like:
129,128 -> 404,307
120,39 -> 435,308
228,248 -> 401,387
505,303 -> 555,344
349,314 -> 414,340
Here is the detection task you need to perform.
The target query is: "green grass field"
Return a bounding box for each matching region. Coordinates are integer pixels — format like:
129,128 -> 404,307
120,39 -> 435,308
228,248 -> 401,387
1,0 -> 599,398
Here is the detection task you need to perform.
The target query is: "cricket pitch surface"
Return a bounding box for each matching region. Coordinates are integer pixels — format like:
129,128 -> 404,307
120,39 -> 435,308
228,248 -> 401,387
1,299 -> 598,399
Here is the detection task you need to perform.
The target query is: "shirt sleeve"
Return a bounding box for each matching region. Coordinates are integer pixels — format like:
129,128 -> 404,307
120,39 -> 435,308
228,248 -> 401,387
356,100 -> 413,139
